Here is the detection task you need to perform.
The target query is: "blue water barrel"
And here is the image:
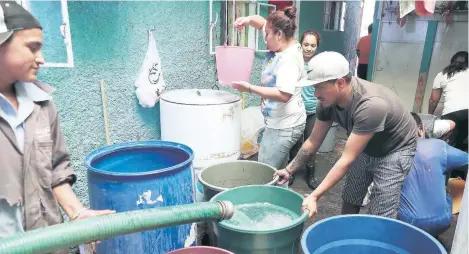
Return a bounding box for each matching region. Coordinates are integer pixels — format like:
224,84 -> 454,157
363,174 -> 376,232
301,215 -> 446,254
85,141 -> 196,254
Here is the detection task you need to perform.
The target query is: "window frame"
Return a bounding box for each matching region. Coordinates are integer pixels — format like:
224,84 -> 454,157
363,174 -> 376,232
19,0 -> 74,68
324,0 -> 346,32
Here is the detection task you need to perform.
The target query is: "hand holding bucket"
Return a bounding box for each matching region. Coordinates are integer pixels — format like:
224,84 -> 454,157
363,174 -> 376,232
273,169 -> 292,186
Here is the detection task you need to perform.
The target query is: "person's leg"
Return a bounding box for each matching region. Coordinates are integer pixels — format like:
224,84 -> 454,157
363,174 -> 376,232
363,64 -> 369,80
442,109 -> 468,152
452,109 -> 468,152
287,130 -> 304,186
357,64 -> 367,80
304,114 -> 318,189
442,109 -> 468,180
258,125 -> 305,187
341,153 -> 373,214
368,146 -> 416,218
357,64 -> 364,79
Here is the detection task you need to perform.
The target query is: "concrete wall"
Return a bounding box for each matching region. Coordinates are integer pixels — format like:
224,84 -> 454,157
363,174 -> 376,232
35,1 -> 264,205
370,1 -> 468,113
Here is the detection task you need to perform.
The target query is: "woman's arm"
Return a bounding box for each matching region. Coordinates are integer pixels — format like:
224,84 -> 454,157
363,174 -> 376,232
235,15 -> 266,31
428,89 -> 442,115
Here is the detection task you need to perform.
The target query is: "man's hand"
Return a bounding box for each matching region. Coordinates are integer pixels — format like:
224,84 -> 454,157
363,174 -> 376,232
302,194 -> 318,219
74,209 -> 116,220
75,209 -> 116,253
232,81 -> 251,93
273,169 -> 291,185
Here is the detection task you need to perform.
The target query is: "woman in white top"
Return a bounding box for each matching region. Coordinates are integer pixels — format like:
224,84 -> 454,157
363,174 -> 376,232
429,51 -> 468,153
232,7 -> 306,183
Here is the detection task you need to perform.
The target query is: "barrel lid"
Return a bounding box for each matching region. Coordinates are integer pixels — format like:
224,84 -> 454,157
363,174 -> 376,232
160,89 -> 240,105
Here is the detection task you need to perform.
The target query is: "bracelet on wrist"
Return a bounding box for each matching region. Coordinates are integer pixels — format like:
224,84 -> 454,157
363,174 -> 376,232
72,207 -> 89,220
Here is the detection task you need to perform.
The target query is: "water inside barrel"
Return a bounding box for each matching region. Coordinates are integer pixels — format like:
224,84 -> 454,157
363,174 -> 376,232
223,202 -> 299,231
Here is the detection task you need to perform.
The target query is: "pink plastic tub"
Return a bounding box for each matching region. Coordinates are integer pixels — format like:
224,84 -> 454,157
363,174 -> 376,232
167,246 -> 234,254
215,45 -> 255,85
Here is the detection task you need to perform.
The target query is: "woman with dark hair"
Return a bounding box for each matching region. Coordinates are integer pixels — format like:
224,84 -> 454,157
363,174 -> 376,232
288,30 -> 321,189
429,51 -> 468,153
232,7 -> 306,187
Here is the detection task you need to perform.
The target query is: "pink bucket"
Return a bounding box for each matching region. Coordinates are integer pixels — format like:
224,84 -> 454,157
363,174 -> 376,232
215,46 -> 255,85
167,246 -> 234,254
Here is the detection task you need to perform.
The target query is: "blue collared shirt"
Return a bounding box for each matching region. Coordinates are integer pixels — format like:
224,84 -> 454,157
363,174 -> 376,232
0,81 -> 51,238
398,138 -> 468,234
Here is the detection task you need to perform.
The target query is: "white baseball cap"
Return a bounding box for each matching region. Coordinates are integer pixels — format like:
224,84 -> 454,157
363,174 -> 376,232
300,51 -> 350,87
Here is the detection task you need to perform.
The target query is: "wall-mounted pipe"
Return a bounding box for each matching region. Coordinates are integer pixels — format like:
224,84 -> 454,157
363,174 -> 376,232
0,201 -> 234,254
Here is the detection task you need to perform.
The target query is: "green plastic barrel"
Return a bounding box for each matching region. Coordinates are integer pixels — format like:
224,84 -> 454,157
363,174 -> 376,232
198,161 -> 279,201
210,185 -> 308,253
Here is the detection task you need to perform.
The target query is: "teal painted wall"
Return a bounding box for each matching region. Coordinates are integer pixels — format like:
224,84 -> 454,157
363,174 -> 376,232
298,1 -> 344,54
35,1 -> 264,205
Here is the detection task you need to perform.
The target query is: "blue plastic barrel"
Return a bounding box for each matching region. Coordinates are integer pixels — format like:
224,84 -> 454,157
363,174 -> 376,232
85,141 -> 196,254
301,215 -> 446,254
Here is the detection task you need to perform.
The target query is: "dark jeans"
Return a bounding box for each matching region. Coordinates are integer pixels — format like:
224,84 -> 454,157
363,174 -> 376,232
442,109 -> 468,152
442,109 -> 468,180
289,114 -> 317,167
357,64 -> 368,80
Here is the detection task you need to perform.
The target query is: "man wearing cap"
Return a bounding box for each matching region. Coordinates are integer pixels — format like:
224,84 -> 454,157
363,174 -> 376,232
0,1 -> 113,249
274,51 -> 418,219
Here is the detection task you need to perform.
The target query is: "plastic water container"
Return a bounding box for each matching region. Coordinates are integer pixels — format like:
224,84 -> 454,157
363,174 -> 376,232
86,141 -> 196,254
210,185 -> 308,253
215,46 -> 255,85
301,214 -> 446,254
198,161 -> 279,201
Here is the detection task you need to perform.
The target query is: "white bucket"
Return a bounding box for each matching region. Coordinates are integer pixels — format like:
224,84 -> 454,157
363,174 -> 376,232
318,122 -> 339,153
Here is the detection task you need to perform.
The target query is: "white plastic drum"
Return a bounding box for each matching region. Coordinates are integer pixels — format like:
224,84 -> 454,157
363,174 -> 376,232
160,89 -> 241,169
160,89 -> 242,203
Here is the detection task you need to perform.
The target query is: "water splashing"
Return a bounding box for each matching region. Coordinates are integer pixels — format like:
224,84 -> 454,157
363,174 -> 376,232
223,202 -> 299,231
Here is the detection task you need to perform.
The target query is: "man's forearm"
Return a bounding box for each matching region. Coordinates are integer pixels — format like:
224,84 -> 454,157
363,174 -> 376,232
53,183 -> 85,218
287,140 -> 319,173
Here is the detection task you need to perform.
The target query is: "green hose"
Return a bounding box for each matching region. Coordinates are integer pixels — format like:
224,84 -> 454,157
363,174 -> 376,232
0,201 -> 234,254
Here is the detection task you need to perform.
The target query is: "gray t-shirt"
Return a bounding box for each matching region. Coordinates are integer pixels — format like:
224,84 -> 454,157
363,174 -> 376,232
317,77 -> 418,157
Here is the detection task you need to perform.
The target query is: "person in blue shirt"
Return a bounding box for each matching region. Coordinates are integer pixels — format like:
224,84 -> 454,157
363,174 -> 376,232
398,113 -> 468,236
